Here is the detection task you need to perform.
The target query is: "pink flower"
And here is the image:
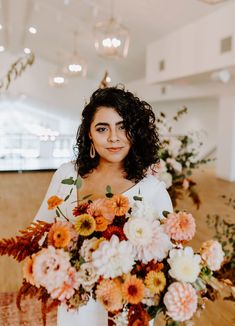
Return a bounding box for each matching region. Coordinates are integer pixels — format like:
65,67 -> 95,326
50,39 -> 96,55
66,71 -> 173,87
164,211 -> 196,241
200,240 -> 224,271
163,282 -> 198,322
32,246 -> 71,292
87,198 -> 115,223
50,267 -> 80,301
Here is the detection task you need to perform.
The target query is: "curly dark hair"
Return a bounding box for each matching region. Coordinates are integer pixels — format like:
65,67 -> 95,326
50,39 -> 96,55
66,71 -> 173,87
74,85 -> 160,182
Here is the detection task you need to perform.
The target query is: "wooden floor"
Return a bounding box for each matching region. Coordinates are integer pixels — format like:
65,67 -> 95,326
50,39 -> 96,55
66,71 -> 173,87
0,167 -> 234,325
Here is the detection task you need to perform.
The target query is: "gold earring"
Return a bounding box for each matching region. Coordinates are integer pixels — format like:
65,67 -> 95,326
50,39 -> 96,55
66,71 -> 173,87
90,142 -> 96,158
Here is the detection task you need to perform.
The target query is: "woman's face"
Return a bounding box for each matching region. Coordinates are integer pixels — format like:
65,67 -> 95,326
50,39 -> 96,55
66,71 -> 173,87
89,107 -> 131,164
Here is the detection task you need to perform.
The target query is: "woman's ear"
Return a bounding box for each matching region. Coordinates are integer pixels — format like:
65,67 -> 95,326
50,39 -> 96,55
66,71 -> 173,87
88,132 -> 92,140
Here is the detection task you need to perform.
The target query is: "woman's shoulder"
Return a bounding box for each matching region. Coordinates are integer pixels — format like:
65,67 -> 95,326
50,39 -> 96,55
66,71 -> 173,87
140,174 -> 167,191
54,161 -> 77,179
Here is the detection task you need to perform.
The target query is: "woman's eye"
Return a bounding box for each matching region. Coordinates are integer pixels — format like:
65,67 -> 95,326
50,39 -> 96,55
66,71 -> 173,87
119,125 -> 125,130
96,127 -> 107,132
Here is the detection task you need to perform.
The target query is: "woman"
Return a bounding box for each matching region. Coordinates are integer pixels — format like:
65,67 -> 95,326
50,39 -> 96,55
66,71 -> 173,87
34,86 -> 173,326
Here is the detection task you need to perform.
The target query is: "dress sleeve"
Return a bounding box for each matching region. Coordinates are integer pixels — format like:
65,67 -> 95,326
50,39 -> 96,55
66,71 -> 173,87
154,181 -> 173,218
33,163 -> 71,223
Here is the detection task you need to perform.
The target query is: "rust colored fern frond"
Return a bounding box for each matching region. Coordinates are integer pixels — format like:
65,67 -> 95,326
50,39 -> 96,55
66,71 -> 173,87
16,280 -> 47,311
16,280 -> 58,326
0,221 -> 52,262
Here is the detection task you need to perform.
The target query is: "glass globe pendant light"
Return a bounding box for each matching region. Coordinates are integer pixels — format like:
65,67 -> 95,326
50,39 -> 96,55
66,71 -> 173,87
63,31 -> 87,77
94,1 -> 130,59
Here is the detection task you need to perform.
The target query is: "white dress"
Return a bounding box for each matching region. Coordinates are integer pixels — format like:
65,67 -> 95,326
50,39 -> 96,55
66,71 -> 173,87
34,162 -> 173,326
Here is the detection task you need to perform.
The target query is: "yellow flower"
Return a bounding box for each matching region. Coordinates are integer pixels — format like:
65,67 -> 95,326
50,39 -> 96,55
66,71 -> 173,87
145,271 -> 166,294
75,214 -> 96,236
47,195 -> 63,210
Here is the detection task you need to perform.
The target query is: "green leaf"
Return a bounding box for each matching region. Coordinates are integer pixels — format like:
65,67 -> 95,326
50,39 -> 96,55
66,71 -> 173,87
75,177 -> 82,189
64,194 -> 70,201
166,321 -> 179,326
162,210 -> 169,217
62,177 -> 75,185
82,194 -> 92,200
106,185 -> 112,194
79,256 -> 86,265
133,195 -> 142,201
147,305 -> 162,319
56,209 -> 60,217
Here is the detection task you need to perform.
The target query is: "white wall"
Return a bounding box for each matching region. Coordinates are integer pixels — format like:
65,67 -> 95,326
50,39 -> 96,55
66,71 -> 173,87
0,51 -> 98,120
151,98 -> 218,159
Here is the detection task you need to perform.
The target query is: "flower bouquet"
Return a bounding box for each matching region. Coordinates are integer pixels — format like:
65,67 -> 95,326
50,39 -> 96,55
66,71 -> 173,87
0,177 -> 228,326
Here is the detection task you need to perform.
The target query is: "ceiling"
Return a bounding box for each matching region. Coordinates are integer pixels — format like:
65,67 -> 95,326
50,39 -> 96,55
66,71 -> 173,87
0,0 -> 232,83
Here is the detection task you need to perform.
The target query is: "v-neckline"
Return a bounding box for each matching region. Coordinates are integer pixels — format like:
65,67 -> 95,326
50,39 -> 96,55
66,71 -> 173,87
73,175 -> 144,204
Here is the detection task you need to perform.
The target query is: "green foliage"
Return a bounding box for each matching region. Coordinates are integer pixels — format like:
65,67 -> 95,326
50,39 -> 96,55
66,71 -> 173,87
133,195 -> 142,201
75,177 -> 82,189
62,177 -> 75,185
106,185 -> 112,193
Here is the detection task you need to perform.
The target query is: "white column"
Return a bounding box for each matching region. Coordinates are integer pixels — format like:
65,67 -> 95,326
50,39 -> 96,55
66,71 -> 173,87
216,96 -> 235,181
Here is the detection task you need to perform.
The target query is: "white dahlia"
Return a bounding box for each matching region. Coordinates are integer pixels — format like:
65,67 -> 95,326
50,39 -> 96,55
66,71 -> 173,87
80,237 -> 101,262
168,247 -> 201,283
77,262 -> 98,291
124,218 -> 172,263
92,235 -> 135,278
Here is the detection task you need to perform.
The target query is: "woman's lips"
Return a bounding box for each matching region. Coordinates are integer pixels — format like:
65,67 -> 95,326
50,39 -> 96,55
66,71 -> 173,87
106,147 -> 123,152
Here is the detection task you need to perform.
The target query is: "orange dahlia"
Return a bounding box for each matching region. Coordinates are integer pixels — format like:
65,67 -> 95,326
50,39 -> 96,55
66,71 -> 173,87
122,275 -> 145,304
108,194 -> 129,216
96,279 -> 123,312
47,195 -> 63,210
95,215 -> 109,232
47,221 -> 72,248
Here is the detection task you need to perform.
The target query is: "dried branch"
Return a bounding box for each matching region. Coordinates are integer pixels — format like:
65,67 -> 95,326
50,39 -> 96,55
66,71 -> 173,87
0,52 -> 35,92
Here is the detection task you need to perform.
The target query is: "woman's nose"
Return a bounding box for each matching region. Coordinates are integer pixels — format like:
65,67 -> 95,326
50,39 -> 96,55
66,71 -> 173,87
107,129 -> 119,142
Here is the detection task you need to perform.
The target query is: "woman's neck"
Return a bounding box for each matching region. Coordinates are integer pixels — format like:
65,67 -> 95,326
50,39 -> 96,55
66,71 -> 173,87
95,159 -> 125,178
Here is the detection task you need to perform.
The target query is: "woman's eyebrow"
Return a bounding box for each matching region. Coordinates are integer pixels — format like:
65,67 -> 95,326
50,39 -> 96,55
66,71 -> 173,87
94,121 -> 123,127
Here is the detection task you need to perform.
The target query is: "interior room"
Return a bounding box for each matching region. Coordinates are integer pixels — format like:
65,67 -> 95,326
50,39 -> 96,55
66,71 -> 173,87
0,0 -> 234,325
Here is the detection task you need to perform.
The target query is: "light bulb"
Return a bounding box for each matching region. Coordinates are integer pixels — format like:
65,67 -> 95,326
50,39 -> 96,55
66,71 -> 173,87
24,47 -> 31,54
68,63 -> 82,72
28,26 -> 37,34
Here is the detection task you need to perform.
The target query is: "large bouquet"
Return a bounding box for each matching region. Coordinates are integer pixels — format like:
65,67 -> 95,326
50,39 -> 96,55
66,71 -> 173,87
0,177 -> 227,326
